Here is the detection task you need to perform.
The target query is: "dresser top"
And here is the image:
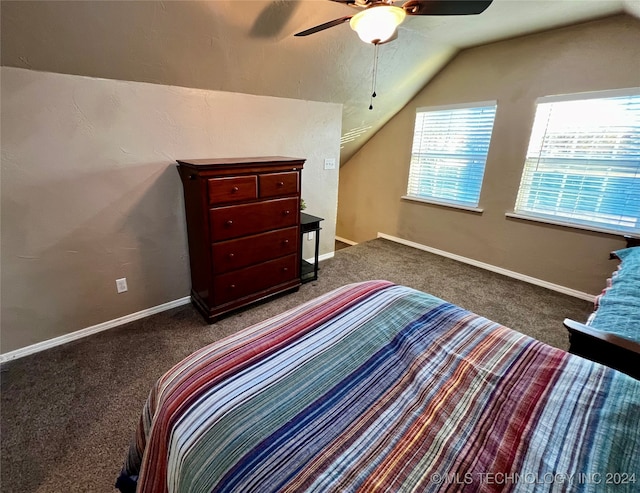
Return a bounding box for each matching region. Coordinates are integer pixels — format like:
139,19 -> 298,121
177,156 -> 305,169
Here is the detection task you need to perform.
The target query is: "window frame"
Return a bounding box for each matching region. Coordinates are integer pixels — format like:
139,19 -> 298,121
403,100 -> 498,211
510,88 -> 640,237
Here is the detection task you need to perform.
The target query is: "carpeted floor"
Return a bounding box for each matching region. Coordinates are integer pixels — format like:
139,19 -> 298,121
0,238 -> 594,492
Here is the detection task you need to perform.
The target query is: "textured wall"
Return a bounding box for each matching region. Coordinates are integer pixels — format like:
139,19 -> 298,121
337,15 -> 640,295
0,0 -> 459,164
1,67 -> 341,353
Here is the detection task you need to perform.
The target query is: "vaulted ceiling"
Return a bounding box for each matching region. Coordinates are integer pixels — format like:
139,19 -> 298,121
2,1 -> 638,163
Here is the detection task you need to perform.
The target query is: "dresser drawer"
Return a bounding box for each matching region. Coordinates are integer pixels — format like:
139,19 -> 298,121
213,254 -> 298,305
209,197 -> 299,241
259,172 -> 299,198
208,176 -> 257,205
212,227 -> 298,274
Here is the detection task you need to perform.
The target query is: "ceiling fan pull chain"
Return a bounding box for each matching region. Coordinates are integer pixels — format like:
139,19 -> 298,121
369,41 -> 379,110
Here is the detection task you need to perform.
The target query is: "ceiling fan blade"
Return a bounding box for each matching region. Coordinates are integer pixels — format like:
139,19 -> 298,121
403,0 -> 493,16
294,16 -> 353,36
329,0 -> 365,9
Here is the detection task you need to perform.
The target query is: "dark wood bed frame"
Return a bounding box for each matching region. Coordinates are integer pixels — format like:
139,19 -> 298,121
563,236 -> 640,380
564,319 -> 640,380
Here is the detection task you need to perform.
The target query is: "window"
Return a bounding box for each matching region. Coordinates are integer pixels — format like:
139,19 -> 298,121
513,90 -> 640,235
405,101 -> 497,209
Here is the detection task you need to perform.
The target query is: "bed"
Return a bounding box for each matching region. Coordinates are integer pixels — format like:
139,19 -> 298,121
564,245 -> 640,380
117,280 -> 640,492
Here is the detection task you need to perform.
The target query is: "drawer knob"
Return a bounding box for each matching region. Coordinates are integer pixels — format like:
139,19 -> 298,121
277,181 -> 284,188
231,186 -> 239,193
228,253 -> 235,259
230,284 -> 236,289
283,210 -> 290,216
226,220 -> 233,227
282,239 -> 289,245
282,267 -> 288,272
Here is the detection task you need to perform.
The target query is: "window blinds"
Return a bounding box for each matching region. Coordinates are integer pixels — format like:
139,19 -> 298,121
407,102 -> 497,208
515,91 -> 640,235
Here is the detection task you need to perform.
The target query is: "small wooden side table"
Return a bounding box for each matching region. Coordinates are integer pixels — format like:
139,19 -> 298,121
300,212 -> 324,283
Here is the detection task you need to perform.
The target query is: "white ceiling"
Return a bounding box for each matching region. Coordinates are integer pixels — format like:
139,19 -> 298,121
1,0 -> 637,162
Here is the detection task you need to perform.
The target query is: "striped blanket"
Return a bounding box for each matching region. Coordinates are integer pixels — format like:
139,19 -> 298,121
117,281 -> 640,492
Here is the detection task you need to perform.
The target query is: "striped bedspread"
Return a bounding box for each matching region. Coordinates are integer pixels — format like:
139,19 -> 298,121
117,281 -> 640,492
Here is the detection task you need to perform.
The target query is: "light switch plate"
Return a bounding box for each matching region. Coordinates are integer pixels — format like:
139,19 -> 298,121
324,158 -> 336,170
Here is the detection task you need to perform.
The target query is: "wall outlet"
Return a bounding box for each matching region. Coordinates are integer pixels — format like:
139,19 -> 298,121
307,232 -> 314,241
324,158 -> 336,170
116,278 -> 128,293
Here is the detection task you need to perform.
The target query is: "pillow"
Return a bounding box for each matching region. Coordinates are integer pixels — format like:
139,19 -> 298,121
589,246 -> 640,343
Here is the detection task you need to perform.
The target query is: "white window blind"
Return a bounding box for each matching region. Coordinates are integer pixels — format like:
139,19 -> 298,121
514,90 -> 640,235
406,102 -> 497,208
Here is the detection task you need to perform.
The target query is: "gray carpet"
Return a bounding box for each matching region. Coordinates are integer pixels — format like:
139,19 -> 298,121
0,238 -> 593,492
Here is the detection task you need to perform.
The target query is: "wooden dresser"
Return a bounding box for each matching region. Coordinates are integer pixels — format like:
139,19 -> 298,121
177,157 -> 305,322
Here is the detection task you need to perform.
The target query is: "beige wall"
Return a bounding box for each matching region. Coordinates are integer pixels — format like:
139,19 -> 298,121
0,0 -> 460,164
1,67 -> 341,353
337,15 -> 640,296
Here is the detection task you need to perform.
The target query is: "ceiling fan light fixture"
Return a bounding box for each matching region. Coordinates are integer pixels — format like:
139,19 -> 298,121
349,5 -> 406,44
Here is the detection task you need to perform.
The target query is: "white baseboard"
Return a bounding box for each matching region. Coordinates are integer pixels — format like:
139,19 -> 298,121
377,232 -> 596,302
335,236 -> 358,246
1,255 -> 340,364
4,234 -> 591,363
0,296 -> 191,364
319,251 -> 335,262
304,251 -> 335,263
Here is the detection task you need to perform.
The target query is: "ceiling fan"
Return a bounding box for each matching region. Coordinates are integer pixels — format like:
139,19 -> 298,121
295,0 -> 493,44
